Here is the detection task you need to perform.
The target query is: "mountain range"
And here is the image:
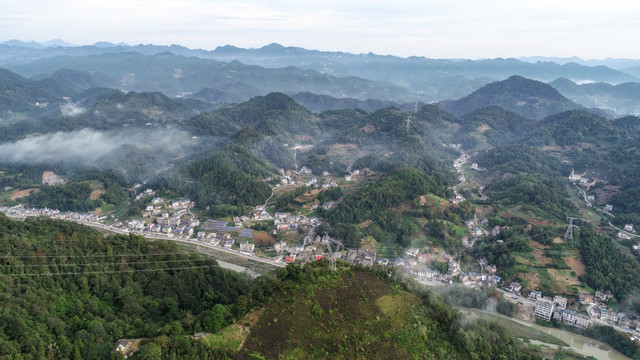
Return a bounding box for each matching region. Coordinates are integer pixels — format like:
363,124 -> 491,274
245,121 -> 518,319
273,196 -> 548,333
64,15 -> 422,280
1,40 -> 640,115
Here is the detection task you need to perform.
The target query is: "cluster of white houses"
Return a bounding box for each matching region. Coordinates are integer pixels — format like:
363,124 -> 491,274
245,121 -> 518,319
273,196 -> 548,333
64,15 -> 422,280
0,205 -> 105,223
533,295 -> 593,328
273,212 -> 319,231
525,288 -> 640,330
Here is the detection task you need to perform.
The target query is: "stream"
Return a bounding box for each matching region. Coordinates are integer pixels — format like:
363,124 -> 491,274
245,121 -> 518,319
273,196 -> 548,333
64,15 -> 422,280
463,308 -> 630,360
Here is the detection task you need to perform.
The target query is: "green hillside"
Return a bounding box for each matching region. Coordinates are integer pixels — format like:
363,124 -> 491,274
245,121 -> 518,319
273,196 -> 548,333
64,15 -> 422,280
0,214 -> 250,359
440,75 -> 580,120
234,263 -> 541,359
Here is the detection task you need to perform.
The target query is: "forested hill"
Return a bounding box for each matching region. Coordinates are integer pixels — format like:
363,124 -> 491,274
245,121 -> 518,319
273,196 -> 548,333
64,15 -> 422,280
439,75 -> 581,120
0,68 -> 62,116
233,262 -> 541,359
0,214 -> 250,359
186,92 -> 316,137
523,110 -> 622,146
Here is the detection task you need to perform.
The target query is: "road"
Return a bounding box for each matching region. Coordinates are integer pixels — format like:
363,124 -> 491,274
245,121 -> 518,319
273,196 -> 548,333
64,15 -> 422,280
609,221 -> 640,238
60,218 -> 287,269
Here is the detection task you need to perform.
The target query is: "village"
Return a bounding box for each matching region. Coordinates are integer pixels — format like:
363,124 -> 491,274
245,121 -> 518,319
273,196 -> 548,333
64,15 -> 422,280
4,152 -> 640,343
5,193 -> 640,340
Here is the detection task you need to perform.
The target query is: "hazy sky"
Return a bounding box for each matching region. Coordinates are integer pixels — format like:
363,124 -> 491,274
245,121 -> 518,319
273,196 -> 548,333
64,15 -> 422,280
1,0 -> 639,59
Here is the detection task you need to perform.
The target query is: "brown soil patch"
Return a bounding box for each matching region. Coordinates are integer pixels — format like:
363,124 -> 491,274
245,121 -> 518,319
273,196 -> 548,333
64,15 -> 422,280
294,190 -> 316,203
476,124 -> 491,133
565,254 -> 586,276
9,188 -> 39,200
239,308 -> 263,327
360,124 -> 375,133
541,145 -> 563,152
513,255 -> 534,266
361,236 -> 378,252
253,231 -> 275,245
273,183 -> 304,195
326,144 -> 370,162
529,239 -> 553,266
521,272 -> 542,290
360,220 -> 373,228
594,185 -> 622,203
527,218 -> 553,226
552,237 -> 564,244
89,189 -> 105,200
419,195 -> 431,206
528,239 -> 549,249
548,268 -> 581,291
92,208 -> 105,216
419,195 -> 447,207
396,199 -> 415,212
328,143 -> 357,153
294,134 -> 312,142
532,250 -> 553,266
514,302 -> 536,322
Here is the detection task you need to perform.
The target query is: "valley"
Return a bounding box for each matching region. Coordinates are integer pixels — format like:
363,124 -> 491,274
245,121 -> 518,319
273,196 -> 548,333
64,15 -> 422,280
1,40 -> 640,359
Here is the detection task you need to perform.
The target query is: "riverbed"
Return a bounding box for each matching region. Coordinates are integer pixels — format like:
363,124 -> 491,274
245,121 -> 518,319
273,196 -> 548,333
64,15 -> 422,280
462,308 -> 630,360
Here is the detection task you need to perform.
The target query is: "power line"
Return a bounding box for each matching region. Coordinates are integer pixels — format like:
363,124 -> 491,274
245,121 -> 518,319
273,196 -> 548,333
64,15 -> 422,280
0,252 -> 191,259
0,264 -> 223,277
0,258 -> 212,268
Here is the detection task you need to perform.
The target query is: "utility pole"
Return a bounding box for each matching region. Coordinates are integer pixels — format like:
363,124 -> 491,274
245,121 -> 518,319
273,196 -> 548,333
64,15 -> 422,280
565,217 -> 579,241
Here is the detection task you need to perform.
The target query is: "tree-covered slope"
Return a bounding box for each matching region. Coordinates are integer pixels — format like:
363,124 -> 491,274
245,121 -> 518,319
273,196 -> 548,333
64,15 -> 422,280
0,214 -> 250,359
524,110 -> 621,146
0,68 -> 61,116
187,92 -> 317,137
439,75 -> 580,120
236,263 -> 541,359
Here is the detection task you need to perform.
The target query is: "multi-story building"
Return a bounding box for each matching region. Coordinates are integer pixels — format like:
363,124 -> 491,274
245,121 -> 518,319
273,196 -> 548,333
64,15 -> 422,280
553,295 -> 567,310
534,299 -> 555,322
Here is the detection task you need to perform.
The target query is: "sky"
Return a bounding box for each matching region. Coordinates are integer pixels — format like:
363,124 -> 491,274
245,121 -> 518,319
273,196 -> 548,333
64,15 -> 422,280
1,0 -> 639,59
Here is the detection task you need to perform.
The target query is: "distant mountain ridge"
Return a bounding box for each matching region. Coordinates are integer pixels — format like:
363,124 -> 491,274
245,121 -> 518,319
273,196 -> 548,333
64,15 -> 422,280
2,52 -> 416,102
290,92 -> 417,113
550,77 -> 640,115
439,75 -> 581,120
0,68 -> 61,115
1,40 -> 638,109
519,56 -> 640,71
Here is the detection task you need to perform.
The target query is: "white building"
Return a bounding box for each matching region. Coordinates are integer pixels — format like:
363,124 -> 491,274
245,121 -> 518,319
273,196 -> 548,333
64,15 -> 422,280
534,299 -> 555,322
561,309 -> 577,325
529,290 -> 542,300
239,241 -> 255,252
575,315 -> 593,328
553,295 -> 567,310
405,247 -> 420,257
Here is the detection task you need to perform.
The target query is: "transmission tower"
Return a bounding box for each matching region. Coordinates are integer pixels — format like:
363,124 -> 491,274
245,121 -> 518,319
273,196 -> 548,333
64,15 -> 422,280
324,235 -> 344,272
406,102 -> 419,132
564,217 -> 579,241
